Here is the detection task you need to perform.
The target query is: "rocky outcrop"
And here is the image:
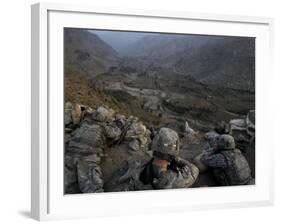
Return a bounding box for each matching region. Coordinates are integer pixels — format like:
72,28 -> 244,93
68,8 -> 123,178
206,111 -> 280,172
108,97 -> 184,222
64,102 -> 255,191
64,102 -> 153,193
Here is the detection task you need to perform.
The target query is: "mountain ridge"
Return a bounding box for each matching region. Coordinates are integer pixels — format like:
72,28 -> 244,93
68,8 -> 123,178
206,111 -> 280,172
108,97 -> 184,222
64,28 -> 120,77
122,34 -> 255,91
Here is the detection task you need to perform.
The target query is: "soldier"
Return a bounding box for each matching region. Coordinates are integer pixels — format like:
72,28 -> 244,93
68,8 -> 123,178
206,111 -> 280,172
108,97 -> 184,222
64,106 -> 122,193
124,117 -> 151,152
139,128 -> 199,189
112,114 -> 151,152
200,134 -> 254,186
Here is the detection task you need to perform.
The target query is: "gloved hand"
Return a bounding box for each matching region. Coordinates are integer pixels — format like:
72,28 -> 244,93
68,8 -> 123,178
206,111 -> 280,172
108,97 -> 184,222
152,170 -> 177,189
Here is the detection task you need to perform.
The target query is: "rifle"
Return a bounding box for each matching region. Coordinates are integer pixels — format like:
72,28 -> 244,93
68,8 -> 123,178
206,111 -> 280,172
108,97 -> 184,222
116,119 -> 133,145
153,151 -> 183,172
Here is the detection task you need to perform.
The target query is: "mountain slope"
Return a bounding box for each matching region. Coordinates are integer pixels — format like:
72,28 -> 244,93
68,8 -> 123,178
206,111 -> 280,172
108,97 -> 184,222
64,28 -> 120,77
65,65 -> 161,126
124,34 -> 255,91
90,30 -> 156,55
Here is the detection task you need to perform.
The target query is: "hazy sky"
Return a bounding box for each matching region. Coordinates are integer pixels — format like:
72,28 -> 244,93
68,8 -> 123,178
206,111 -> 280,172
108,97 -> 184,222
89,30 -> 156,54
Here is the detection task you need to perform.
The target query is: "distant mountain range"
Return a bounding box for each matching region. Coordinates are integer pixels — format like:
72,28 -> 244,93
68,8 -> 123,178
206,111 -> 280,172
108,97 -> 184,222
89,30 -> 156,55
64,28 -> 119,77
64,29 -> 255,92
123,34 -> 255,91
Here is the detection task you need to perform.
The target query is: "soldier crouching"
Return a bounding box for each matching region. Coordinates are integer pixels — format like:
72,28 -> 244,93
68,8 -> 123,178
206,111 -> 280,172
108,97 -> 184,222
199,134 -> 254,186
139,128 -> 199,189
65,106 -> 199,193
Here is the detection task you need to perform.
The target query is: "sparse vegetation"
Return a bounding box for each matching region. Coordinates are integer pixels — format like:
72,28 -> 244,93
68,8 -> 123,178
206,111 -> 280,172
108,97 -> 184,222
64,28 -> 255,131
64,28 -> 256,191
65,65 -> 161,126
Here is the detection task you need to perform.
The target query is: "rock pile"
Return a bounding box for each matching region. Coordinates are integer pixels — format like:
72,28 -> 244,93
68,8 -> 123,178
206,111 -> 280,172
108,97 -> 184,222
64,102 -> 153,193
64,102 -> 255,193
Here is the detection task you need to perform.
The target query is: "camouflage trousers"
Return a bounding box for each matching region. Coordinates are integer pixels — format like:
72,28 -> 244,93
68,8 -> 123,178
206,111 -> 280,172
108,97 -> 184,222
64,152 -> 104,194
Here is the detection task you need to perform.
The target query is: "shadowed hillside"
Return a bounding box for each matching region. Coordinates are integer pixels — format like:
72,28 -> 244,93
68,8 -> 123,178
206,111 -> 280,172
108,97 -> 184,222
64,29 -> 256,191
64,28 -> 255,131
65,65 -> 161,126
123,34 -> 255,91
64,28 -> 120,77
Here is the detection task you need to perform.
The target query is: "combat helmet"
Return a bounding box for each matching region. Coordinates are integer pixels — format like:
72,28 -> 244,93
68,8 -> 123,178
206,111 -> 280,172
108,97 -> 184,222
92,107 -> 115,122
152,128 -> 180,159
217,134 -> 235,150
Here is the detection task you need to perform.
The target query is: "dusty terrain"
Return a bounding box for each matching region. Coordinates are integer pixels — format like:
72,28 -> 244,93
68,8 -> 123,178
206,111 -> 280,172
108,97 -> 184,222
64,29 -> 255,188
93,66 -> 254,132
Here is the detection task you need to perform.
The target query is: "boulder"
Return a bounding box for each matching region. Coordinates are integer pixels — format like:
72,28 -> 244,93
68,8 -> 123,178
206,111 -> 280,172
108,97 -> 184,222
92,106 -> 115,122
229,110 -> 255,151
71,103 -> 82,125
64,102 -> 73,126
185,121 -> 195,135
246,110 -> 255,136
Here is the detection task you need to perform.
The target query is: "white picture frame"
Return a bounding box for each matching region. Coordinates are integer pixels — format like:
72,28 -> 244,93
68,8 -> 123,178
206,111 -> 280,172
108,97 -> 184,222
31,2 -> 274,221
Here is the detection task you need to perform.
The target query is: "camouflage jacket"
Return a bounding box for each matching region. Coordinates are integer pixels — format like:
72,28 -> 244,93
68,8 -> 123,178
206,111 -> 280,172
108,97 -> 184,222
200,148 -> 252,185
65,119 -> 122,194
140,157 -> 199,189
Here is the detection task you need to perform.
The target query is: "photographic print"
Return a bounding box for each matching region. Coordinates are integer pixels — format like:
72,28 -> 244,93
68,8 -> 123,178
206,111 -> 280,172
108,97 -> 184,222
64,28 -> 255,194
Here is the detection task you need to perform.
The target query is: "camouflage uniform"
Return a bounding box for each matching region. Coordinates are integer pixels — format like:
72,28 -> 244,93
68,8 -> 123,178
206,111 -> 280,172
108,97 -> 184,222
64,106 -> 122,193
124,117 -> 151,152
139,128 -> 199,189
98,117 -> 153,192
200,134 -> 254,186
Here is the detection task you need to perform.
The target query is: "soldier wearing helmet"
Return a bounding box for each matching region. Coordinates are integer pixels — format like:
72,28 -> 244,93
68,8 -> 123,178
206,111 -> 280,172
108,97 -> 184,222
64,106 -> 122,193
139,128 -> 199,189
200,134 -> 254,186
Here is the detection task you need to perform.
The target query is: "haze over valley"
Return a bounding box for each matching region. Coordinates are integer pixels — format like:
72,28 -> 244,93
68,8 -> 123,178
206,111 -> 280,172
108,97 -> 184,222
64,28 -> 256,188
64,28 -> 255,132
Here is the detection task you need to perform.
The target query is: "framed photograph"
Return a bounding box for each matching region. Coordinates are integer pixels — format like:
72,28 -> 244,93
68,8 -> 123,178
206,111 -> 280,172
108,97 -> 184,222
31,2 -> 274,221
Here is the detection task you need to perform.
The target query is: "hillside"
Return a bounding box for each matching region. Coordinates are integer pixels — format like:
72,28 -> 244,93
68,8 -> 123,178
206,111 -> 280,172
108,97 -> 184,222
64,28 -> 120,77
65,66 -> 161,126
123,34 -> 255,91
64,29 -> 255,131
